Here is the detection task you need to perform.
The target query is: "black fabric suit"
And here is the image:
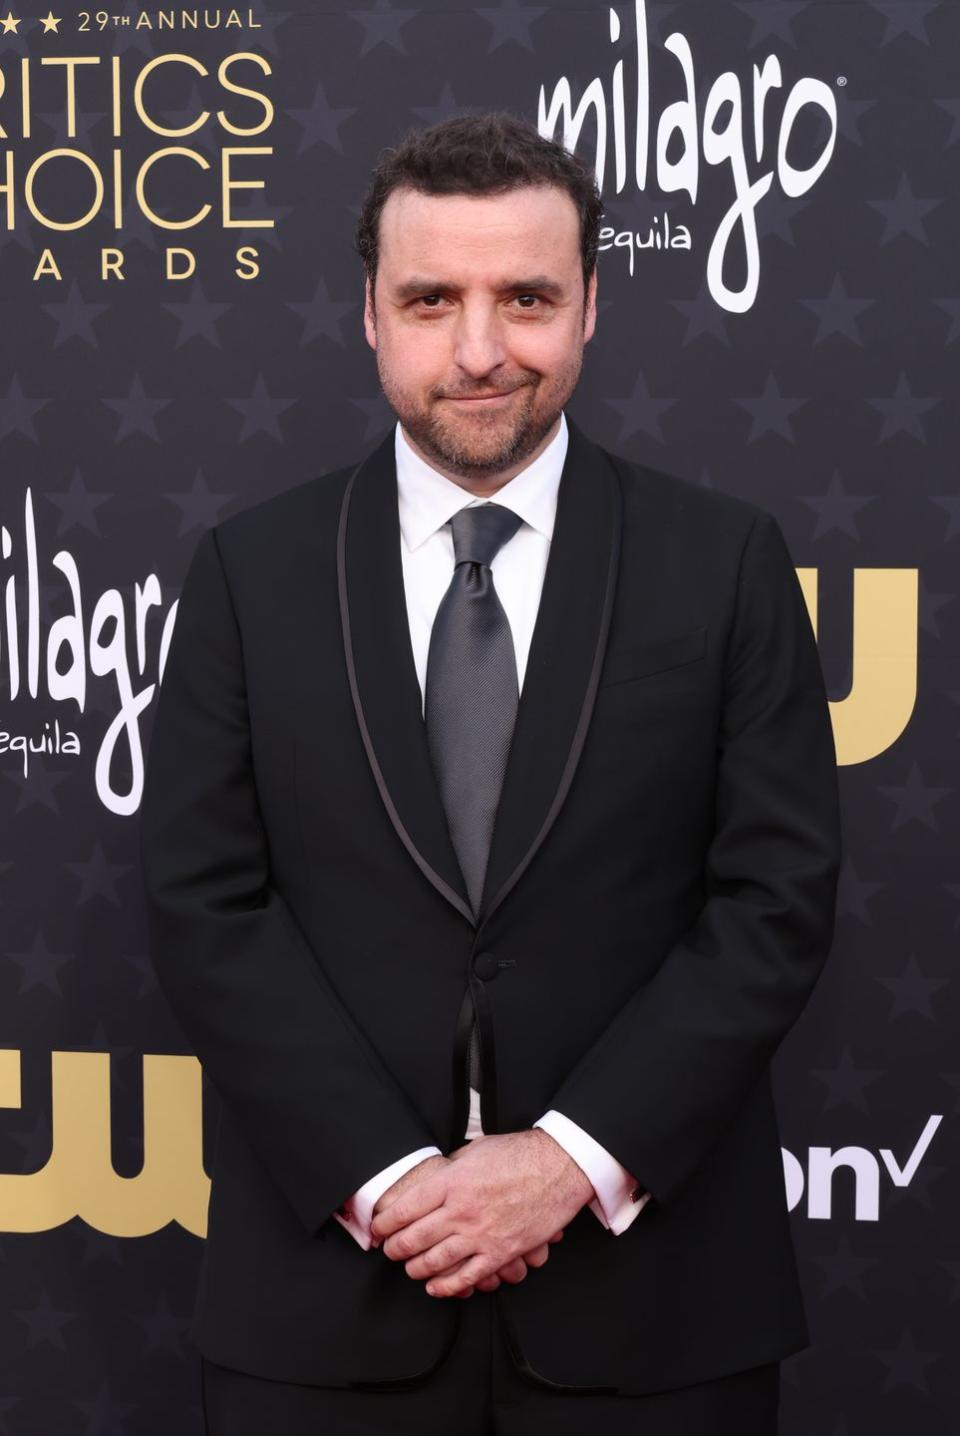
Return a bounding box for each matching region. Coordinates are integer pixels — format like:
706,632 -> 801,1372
139,415 -> 842,1397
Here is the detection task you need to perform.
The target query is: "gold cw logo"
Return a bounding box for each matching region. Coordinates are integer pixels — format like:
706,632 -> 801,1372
0,1048 -> 208,1237
797,567 -> 918,766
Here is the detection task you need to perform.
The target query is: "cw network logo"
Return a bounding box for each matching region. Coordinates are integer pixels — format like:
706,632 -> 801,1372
783,1115 -> 943,1221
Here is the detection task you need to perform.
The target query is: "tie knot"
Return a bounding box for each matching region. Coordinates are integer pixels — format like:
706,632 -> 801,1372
450,502 -> 523,569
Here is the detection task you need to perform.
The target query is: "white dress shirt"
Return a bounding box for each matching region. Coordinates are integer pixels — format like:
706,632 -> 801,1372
333,411 -> 651,1251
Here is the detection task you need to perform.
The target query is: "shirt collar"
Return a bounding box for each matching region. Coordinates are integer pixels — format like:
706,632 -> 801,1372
395,410 -> 568,553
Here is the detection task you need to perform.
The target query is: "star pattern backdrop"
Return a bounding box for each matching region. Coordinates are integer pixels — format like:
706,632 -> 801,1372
0,1 -> 957,1432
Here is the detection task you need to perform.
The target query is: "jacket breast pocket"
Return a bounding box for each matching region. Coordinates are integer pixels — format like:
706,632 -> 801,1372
598,625 -> 707,689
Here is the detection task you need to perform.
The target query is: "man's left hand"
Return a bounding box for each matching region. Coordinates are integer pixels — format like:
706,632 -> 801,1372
369,1129 -> 594,1298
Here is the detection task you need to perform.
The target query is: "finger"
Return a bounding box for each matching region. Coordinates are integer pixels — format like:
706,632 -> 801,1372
475,1274 -> 501,1292
493,1257 -> 528,1285
381,1211 -> 450,1261
405,1236 -> 473,1281
549,1230 -> 564,1242
522,1243 -> 550,1268
427,1253 -> 499,1299
371,1178 -> 445,1240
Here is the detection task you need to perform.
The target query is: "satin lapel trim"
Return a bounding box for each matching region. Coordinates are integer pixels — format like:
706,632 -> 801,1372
337,430 -> 475,924
477,418 -> 623,927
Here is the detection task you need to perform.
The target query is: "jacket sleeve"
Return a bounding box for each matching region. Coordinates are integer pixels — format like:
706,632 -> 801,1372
139,525 -> 440,1239
545,510 -> 842,1206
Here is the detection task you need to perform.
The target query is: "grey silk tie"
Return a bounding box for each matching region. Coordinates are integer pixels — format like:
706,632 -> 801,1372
424,501 -> 525,1089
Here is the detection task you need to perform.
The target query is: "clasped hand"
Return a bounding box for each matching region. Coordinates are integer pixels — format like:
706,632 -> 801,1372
368,1129 -> 594,1299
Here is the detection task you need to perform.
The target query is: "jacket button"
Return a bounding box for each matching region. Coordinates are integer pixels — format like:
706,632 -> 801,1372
472,951 -> 499,981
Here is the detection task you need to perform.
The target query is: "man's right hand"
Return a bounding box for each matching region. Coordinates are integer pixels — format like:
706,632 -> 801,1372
371,1153 -> 563,1297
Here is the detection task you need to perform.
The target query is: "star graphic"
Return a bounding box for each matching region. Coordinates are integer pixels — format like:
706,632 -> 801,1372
7,1114 -> 52,1171
288,79 -> 357,155
38,279 -> 110,348
39,11 -> 60,32
867,171 -> 943,244
348,0 -> 418,57
931,295 -> 960,343
605,369 -> 677,443
733,373 -> 807,443
755,185 -> 813,246
930,493 -> 960,540
866,370 -> 939,442
918,574 -> 953,638
2,759 -> 72,814
810,1046 -> 882,1113
119,948 -> 159,1000
878,761 -> 951,831
834,857 -> 883,924
6,929 -> 75,996
869,1326 -> 941,1393
164,468 -> 236,536
836,90 -> 878,148
934,96 -> 960,146
350,391 -> 395,443
13,1289 -> 78,1350
0,373 -> 49,442
412,81 -> 468,128
669,277 -> 732,346
130,1292 -> 192,1357
64,840 -> 132,907
875,953 -> 948,1020
287,276 -> 358,348
73,1381 -> 138,1435
226,373 -> 297,441
102,373 -> 172,442
74,1222 -> 125,1268
868,0 -> 941,46
44,467 -> 113,538
797,470 -> 874,540
476,0 -> 547,52
161,278 -> 232,348
0,13 -> 21,34
800,274 -> 874,345
733,0 -> 813,47
808,1234 -> 880,1298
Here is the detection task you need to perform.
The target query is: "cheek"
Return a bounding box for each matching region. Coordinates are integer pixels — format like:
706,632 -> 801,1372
513,328 -> 580,377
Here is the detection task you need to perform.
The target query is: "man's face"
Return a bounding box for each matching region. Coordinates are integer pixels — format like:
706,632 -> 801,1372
363,183 -> 597,488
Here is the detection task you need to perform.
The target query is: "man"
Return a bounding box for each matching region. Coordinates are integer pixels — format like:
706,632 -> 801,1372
140,112 -> 842,1434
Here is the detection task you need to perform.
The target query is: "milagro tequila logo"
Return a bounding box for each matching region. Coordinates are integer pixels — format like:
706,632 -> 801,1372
537,0 -> 838,312
0,486 -> 177,816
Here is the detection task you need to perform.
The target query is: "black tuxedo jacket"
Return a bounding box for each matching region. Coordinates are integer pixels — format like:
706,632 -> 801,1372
139,415 -> 842,1396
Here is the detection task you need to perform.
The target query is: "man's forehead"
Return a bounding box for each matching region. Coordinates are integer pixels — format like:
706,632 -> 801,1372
380,183 -> 579,234
376,185 -> 581,279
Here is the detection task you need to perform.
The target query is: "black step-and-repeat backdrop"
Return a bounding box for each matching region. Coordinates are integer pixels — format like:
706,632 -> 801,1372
0,1 -> 956,1430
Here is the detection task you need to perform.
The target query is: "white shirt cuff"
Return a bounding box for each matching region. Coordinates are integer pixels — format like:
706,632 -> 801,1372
332,1145 -> 442,1250
533,1109 -> 651,1234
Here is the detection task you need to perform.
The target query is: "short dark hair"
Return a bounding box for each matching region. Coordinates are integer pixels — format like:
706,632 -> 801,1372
354,111 -> 603,305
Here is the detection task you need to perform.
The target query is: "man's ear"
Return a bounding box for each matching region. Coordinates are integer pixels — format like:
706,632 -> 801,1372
583,266 -> 597,344
363,275 -> 377,350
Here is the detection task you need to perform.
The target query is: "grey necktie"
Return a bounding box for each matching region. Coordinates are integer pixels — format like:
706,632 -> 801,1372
424,501 -> 524,1089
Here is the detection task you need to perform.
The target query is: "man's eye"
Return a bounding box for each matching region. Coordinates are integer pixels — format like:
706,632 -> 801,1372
418,295 -> 445,308
514,294 -> 540,308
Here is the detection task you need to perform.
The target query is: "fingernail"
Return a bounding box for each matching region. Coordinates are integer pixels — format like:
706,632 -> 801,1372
425,1283 -> 436,1296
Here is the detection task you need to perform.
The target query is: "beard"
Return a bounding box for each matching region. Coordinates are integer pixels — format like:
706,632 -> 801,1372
375,351 -> 583,484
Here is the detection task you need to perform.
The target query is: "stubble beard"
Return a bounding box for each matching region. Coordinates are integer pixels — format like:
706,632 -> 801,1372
376,350 -> 583,484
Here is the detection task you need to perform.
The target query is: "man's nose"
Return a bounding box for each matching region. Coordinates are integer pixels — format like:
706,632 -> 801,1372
452,307 -> 508,377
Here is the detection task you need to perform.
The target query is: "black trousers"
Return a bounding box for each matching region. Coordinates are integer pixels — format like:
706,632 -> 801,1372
201,1291 -> 780,1435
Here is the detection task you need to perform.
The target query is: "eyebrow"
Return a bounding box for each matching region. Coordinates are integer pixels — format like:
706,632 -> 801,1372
391,275 -> 567,301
